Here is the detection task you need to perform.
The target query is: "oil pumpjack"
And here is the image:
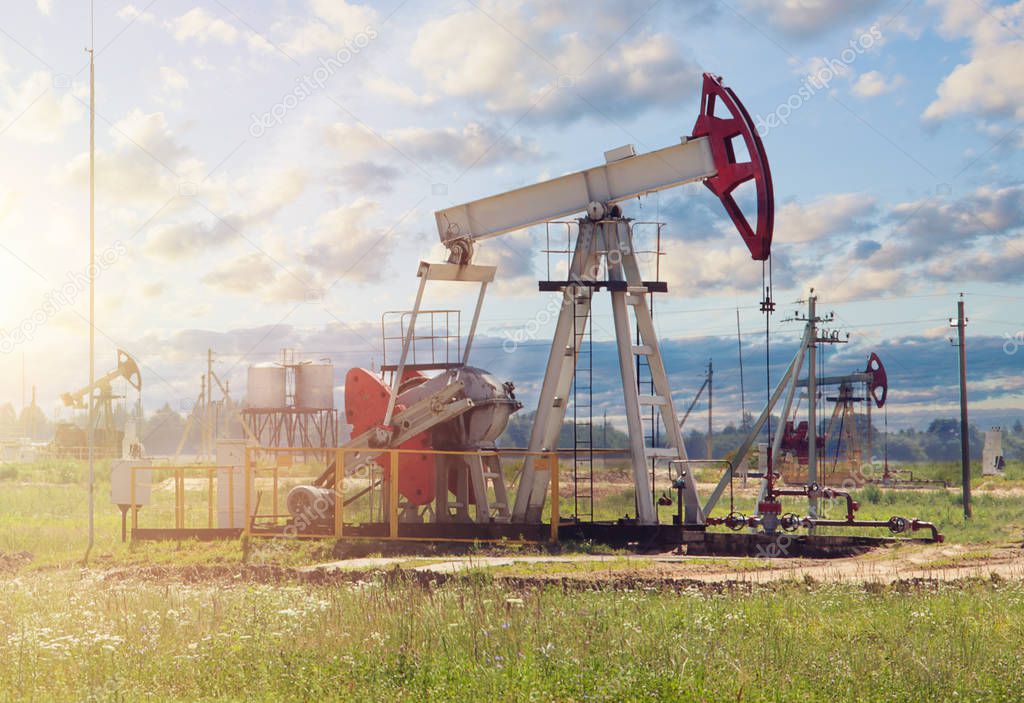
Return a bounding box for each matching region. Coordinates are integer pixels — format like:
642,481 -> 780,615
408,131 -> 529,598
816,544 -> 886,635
53,348 -> 142,459
281,74 -> 941,551
289,73 -> 768,536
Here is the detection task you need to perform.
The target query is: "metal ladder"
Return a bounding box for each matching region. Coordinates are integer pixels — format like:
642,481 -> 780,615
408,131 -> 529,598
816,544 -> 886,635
468,453 -> 512,523
635,297 -> 660,505
612,245 -> 703,524
572,288 -> 594,522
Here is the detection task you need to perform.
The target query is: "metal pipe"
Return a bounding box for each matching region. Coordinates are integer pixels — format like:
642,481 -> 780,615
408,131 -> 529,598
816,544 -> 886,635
774,488 -> 858,522
802,517 -> 943,543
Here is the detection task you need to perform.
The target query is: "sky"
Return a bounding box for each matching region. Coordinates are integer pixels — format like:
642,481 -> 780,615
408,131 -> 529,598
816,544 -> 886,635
0,0 -> 1022,433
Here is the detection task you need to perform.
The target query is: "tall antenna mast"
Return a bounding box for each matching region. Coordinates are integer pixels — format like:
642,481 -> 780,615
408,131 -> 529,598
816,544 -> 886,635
84,2 -> 96,563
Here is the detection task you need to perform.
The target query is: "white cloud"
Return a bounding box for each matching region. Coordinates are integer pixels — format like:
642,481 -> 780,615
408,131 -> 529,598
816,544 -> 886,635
409,4 -> 699,123
300,197 -> 390,283
792,184 -> 1024,301
737,0 -> 884,37
159,67 -> 188,93
362,75 -> 437,108
325,121 -> 542,169
202,251 -> 315,302
775,193 -> 878,243
330,161 -> 401,194
187,197 -> 393,303
924,0 -> 1024,121
662,243 -> 790,297
169,8 -> 239,45
851,70 -> 905,97
36,0 -> 52,16
276,0 -> 378,56
146,168 -> 307,260
118,4 -> 156,23
808,267 -> 906,302
0,71 -> 81,143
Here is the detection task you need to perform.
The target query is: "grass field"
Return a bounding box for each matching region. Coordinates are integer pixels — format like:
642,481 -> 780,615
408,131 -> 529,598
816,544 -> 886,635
1,456 -> 1023,701
1,573 -> 1022,702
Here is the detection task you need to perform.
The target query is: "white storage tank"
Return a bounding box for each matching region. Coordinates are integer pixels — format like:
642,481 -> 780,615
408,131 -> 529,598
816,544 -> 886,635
294,361 -> 335,409
247,363 -> 286,408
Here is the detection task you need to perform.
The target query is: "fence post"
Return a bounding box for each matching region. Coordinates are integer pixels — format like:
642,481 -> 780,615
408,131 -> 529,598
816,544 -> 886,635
130,467 -> 137,532
207,468 -> 214,528
176,467 -> 184,530
242,447 -> 250,535
334,448 -> 343,539
389,450 -> 399,539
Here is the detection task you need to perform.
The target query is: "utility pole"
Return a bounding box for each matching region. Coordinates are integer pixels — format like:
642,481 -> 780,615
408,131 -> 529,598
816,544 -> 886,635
791,291 -> 840,519
84,9 -> 96,563
950,296 -> 971,519
706,360 -> 713,460
806,295 -> 817,516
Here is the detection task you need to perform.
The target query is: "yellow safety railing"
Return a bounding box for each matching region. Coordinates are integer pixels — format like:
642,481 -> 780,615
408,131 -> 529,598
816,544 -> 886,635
129,464 -> 236,531
126,446 -> 573,543
242,446 -> 566,543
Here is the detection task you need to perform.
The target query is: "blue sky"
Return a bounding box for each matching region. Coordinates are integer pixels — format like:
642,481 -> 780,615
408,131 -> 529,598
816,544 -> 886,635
0,0 -> 1022,430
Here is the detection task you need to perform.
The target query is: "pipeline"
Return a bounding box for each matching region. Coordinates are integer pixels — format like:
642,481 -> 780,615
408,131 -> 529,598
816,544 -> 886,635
706,512 -> 943,542
774,486 -> 858,521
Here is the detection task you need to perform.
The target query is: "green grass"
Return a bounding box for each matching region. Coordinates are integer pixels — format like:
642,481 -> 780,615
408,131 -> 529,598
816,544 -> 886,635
1,458 -> 1024,701
1,573 -> 1022,702
2,457 -> 1022,571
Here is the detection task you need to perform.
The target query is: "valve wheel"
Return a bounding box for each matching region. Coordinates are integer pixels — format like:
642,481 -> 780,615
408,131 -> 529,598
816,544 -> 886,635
726,511 -> 747,531
691,73 -> 774,261
887,516 -> 909,534
780,512 -> 801,532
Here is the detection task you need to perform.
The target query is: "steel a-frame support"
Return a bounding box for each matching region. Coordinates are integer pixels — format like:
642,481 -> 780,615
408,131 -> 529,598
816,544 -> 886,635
512,216 -> 702,525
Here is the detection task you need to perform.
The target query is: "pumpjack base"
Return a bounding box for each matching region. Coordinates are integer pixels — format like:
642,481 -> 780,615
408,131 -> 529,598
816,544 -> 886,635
135,521 -> 934,558
560,522 -> 918,557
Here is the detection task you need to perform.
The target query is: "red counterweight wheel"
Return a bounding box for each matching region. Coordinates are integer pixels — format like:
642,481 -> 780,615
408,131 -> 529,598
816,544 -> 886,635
691,73 -> 774,261
866,352 -> 887,408
344,368 -> 436,506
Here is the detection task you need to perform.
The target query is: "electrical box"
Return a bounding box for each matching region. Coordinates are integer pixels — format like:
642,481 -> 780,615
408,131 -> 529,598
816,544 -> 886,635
110,459 -> 150,507
757,442 -> 769,478
982,428 -> 1005,476
216,439 -> 255,529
